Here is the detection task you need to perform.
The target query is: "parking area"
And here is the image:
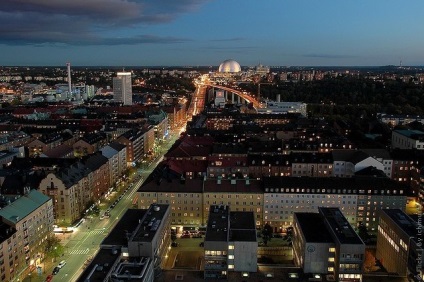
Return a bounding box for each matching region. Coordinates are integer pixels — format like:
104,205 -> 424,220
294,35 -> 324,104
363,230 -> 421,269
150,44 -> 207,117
164,237 -> 204,270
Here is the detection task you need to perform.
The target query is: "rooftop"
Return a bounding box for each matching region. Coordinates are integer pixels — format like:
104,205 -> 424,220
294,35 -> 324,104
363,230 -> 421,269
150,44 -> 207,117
380,209 -> 419,239
394,129 -> 424,138
130,204 -> 169,242
102,209 -> 147,247
111,257 -> 152,281
0,190 -> 51,224
205,205 -> 230,242
76,248 -> 121,282
294,213 -> 333,243
229,211 -> 256,242
320,207 -> 364,245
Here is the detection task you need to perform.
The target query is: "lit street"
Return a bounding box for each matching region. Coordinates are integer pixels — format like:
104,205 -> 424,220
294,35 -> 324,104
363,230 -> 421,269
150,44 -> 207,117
23,132 -> 181,282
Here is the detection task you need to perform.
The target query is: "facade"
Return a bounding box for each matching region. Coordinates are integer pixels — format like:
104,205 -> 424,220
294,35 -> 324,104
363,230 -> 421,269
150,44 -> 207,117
0,190 -> 54,282
101,142 -> 127,185
137,178 -> 203,228
26,135 -> 63,157
392,130 -> 424,150
376,209 -> 423,278
113,72 -> 132,105
117,130 -> 144,166
39,163 -> 90,225
73,133 -> 107,157
293,207 -> 365,282
203,179 -> 263,228
127,204 -> 171,268
204,205 -> 257,279
263,176 -> 407,232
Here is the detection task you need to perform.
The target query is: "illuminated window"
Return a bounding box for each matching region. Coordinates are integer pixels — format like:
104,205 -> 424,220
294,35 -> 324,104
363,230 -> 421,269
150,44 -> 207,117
228,245 -> 234,250
228,265 -> 234,269
329,247 -> 335,252
228,255 -> 234,259
328,257 -> 335,262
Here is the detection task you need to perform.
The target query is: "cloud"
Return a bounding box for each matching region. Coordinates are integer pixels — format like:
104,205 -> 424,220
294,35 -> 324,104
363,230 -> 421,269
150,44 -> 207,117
209,37 -> 246,42
0,0 -> 210,45
302,53 -> 357,59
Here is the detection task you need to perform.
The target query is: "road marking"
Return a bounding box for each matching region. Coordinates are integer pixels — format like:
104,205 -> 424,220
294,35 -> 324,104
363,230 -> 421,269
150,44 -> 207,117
69,248 -> 90,255
89,229 -> 105,235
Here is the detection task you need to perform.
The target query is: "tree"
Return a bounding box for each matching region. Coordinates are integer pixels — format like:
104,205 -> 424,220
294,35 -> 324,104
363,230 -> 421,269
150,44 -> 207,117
364,250 -> 378,272
262,223 -> 273,246
44,235 -> 64,261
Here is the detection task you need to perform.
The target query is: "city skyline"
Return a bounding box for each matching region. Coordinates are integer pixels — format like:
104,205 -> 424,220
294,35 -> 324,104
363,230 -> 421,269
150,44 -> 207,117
0,0 -> 423,67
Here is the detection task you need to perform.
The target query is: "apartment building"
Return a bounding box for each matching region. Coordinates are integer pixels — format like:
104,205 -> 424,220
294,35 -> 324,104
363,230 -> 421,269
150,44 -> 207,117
100,142 -> 127,185
0,190 -> 54,282
203,178 -> 263,228
263,176 -> 407,232
39,162 -> 90,225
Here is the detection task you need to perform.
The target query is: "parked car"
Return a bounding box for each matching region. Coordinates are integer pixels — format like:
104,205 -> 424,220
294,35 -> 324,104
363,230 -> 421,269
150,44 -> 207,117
192,233 -> 203,238
52,267 -> 60,275
181,233 -> 191,238
45,274 -> 53,282
57,260 -> 66,268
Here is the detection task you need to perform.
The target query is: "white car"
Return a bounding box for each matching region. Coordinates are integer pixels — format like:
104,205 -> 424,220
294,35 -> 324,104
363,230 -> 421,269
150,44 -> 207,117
58,260 -> 66,269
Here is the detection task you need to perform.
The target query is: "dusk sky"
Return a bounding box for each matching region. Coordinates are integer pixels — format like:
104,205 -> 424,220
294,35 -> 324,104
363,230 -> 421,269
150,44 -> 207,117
1,0 -> 423,67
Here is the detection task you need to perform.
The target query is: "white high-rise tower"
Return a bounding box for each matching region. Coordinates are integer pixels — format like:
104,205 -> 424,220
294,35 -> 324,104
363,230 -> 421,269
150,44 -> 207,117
113,72 -> 132,105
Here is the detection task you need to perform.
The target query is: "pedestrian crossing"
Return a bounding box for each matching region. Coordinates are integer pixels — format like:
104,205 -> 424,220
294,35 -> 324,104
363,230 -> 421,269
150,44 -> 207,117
89,229 -> 105,235
69,248 -> 90,255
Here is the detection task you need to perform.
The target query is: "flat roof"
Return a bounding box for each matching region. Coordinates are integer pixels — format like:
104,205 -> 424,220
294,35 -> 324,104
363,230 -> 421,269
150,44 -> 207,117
395,129 -> 424,138
381,209 -> 418,238
76,248 -> 121,282
131,204 -> 169,242
205,205 -> 230,242
294,213 -> 333,243
230,211 -> 256,242
102,209 -> 147,247
111,257 -> 152,281
320,207 -> 364,245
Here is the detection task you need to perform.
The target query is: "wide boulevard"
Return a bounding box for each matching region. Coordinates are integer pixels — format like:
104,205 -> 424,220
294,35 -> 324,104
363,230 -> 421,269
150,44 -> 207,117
23,131 -> 181,282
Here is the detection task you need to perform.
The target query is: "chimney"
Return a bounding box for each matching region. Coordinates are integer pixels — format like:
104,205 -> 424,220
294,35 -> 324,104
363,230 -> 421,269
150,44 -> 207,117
66,62 -> 72,100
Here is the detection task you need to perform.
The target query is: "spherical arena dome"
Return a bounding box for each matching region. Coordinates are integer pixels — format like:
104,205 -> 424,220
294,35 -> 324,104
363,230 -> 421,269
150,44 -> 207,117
218,59 -> 241,73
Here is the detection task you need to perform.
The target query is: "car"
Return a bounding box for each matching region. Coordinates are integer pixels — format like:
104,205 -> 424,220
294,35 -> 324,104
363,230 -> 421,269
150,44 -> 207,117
45,274 -> 53,282
52,267 -> 60,275
181,233 -> 191,238
99,214 -> 105,220
57,260 -> 66,268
